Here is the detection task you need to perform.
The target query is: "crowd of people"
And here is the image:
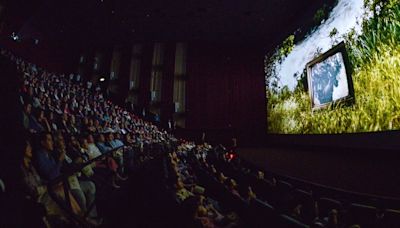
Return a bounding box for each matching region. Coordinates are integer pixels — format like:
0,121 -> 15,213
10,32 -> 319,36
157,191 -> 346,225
1,49 -> 177,227
1,48 -> 399,227
166,142 -> 243,227
163,141 -> 400,228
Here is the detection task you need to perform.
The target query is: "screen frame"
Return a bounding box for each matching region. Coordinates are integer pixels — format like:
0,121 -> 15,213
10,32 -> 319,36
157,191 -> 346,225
306,41 -> 355,111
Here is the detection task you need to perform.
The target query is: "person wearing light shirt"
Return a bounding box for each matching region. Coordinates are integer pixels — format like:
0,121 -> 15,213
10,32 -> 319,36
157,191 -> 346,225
88,134 -> 125,187
96,134 -> 112,154
106,133 -> 126,173
87,135 -> 102,159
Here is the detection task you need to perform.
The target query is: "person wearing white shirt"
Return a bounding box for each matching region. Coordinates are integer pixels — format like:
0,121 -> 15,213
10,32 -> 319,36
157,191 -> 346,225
87,140 -> 102,160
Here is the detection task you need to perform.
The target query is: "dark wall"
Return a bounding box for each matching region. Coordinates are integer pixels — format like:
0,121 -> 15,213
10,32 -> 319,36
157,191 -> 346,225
160,43 -> 176,123
266,131 -> 400,151
0,8 -> 80,74
0,36 -> 80,74
137,43 -> 153,108
186,42 -> 266,145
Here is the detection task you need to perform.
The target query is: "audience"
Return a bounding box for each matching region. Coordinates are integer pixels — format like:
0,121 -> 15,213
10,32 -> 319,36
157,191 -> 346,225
1,48 -> 397,228
22,138 -> 81,225
4,48 -> 178,226
34,132 -> 64,181
174,178 -> 195,203
227,179 -> 242,199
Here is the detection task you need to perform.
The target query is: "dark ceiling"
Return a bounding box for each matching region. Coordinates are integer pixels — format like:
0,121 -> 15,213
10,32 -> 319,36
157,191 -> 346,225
3,0 -> 326,47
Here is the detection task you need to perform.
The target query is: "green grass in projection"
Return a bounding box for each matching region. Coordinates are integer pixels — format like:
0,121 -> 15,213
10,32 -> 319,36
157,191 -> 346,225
266,0 -> 400,134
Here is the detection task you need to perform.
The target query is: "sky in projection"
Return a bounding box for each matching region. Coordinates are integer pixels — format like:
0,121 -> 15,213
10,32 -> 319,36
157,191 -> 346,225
310,52 -> 349,105
270,0 -> 366,91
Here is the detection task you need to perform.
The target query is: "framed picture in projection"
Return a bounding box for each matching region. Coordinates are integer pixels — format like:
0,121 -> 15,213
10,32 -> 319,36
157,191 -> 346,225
306,42 -> 355,111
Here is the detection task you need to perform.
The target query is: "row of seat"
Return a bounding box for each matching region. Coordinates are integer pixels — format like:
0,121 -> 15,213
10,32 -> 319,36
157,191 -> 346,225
191,152 -> 400,227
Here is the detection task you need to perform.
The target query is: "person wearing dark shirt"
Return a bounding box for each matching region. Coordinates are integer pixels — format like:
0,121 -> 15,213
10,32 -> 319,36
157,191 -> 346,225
22,103 -> 32,131
37,110 -> 51,132
34,133 -> 65,181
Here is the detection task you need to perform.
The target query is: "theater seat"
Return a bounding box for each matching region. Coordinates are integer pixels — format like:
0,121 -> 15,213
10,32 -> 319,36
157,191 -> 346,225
348,203 -> 377,228
224,194 -> 248,216
277,180 -> 293,193
317,197 -> 342,218
276,180 -> 294,206
251,179 -> 274,202
294,189 -> 315,223
380,209 -> 400,227
247,199 -> 276,227
277,214 -> 310,228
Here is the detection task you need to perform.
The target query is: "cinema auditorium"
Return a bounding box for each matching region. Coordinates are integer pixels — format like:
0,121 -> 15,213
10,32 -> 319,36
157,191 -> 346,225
0,0 -> 399,227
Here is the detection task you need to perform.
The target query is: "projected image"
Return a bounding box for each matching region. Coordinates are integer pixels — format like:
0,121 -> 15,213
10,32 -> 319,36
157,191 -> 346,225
311,53 -> 346,105
307,45 -> 353,110
265,0 -> 400,134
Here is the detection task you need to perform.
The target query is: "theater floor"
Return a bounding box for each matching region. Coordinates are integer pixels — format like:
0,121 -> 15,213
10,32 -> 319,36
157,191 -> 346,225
236,147 -> 400,198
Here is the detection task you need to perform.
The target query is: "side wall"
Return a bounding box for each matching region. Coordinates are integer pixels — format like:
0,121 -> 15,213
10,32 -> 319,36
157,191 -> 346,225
185,42 -> 266,145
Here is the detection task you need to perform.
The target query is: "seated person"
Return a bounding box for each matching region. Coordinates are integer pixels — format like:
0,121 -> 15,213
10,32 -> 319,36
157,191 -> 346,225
312,209 -> 341,228
257,171 -> 277,187
59,113 -> 70,134
198,195 -> 223,219
66,135 -> 88,163
85,134 -> 125,187
175,178 -> 194,203
116,132 -> 136,169
218,172 -> 228,184
35,132 -> 100,224
179,168 -> 197,185
256,171 -> 264,180
107,132 -> 124,149
113,133 -> 125,148
194,199 -> 238,228
124,133 -> 136,147
96,134 -> 112,154
67,115 -> 80,135
246,186 -> 257,202
105,133 -> 126,175
34,132 -> 64,181
22,103 -> 32,131
86,134 -> 102,159
194,204 -> 221,228
227,179 -> 243,200
86,119 -> 97,133
93,119 -> 103,133
210,165 -> 218,175
23,138 -> 81,226
47,111 -> 59,132
29,108 -> 46,133
290,204 -> 303,221
36,109 -> 51,132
